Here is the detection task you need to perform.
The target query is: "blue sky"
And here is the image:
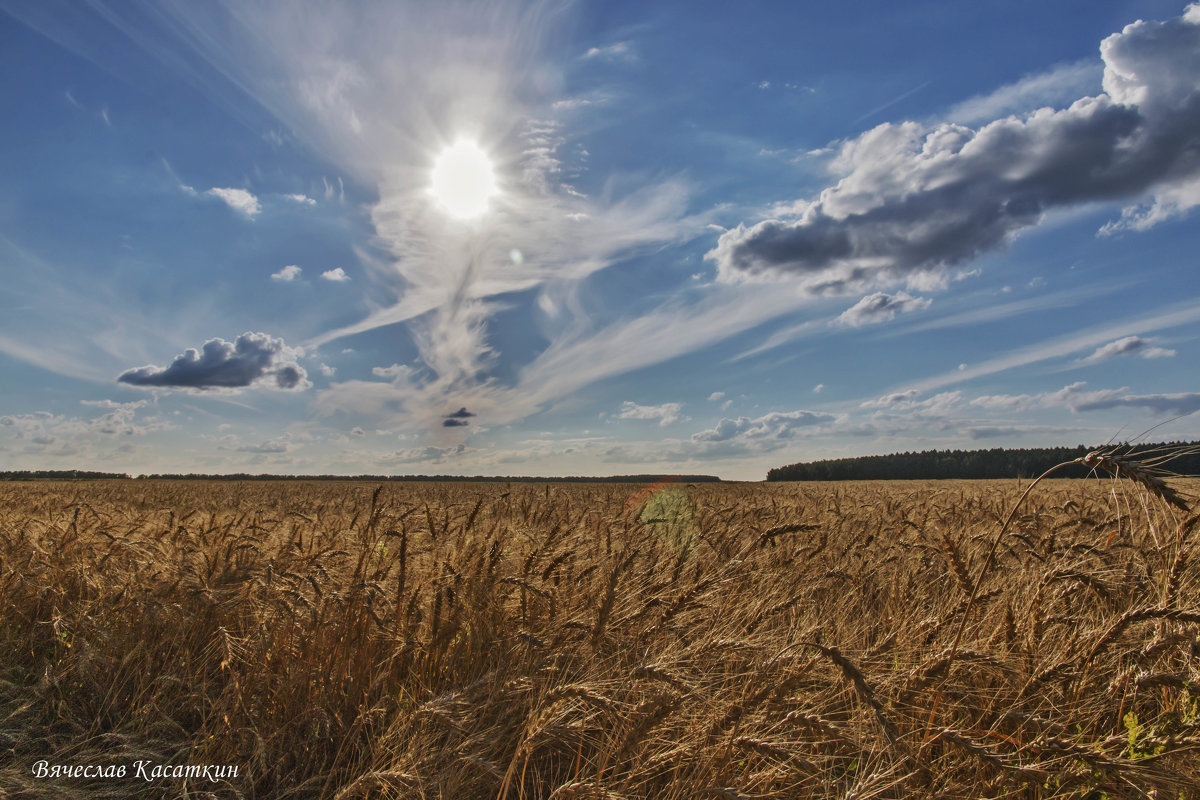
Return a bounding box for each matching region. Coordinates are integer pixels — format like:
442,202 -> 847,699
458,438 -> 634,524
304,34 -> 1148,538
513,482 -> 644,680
1,0 -> 1198,480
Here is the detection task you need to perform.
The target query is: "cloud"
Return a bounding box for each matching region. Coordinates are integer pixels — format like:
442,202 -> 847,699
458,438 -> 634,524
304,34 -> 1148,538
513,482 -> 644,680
372,363 -> 413,380
967,381 -> 1200,417
946,59 -> 1102,124
384,444 -> 466,464
1082,335 -> 1176,363
1052,382 -> 1200,415
117,331 -> 309,392
836,291 -> 931,326
616,401 -> 686,426
862,389 -> 921,408
813,384 -> 824,393
271,265 -> 302,281
236,440 -> 290,453
318,362 -> 336,376
285,193 -> 316,205
708,6 -> 1200,290
0,403 -> 171,446
708,391 -> 725,402
206,187 -> 261,219
320,267 -> 350,282
442,407 -> 475,427
691,409 -> 836,444
583,41 -> 635,62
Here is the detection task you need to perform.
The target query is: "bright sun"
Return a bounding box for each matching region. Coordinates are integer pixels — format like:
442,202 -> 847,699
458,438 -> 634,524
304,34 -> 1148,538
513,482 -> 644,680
429,140 -> 498,219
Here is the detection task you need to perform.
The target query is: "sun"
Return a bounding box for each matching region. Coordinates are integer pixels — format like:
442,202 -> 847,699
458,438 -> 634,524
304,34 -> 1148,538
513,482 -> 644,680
429,140 -> 498,219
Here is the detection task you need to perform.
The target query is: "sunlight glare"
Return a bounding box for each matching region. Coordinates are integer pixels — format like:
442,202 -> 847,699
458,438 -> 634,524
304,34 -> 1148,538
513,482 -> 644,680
429,140 -> 498,219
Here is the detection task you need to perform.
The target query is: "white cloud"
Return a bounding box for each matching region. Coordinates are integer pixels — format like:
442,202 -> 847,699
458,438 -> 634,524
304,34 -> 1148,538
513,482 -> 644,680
371,363 -> 413,380
206,187 -> 261,219
616,401 -> 687,427
708,6 -> 1200,289
708,391 -> 725,402
813,383 -> 824,393
319,362 -> 336,376
583,41 -> 635,62
836,291 -> 931,326
271,265 -> 302,282
945,59 -> 1101,124
1081,335 -> 1176,363
320,267 -> 350,282
691,409 -> 837,451
285,193 -> 316,205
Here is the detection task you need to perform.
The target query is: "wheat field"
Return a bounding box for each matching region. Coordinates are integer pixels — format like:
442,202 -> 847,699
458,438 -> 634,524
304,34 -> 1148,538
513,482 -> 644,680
1,476 -> 1198,799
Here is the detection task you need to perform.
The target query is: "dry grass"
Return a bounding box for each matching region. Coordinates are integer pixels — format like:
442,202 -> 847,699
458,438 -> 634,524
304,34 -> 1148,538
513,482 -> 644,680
0,474 -> 1197,798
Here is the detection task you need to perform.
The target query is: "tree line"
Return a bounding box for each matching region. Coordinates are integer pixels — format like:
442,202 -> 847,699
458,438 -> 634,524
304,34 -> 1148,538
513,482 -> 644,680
767,441 -> 1200,482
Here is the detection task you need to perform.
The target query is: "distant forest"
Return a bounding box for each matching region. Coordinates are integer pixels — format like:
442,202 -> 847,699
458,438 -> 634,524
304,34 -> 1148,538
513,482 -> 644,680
767,442 -> 1200,482
0,470 -> 722,484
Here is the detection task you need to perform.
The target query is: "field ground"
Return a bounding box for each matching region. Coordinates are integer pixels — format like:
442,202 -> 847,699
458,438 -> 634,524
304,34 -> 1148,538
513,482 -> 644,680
1,477 -> 1199,799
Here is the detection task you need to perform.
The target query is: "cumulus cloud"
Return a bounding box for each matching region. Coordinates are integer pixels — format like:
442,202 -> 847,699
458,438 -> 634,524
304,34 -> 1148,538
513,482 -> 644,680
708,391 -> 725,402
861,389 -> 921,408
271,265 -> 302,281
285,193 -> 316,205
836,291 -> 931,326
691,409 -> 836,444
117,331 -> 309,392
708,6 -> 1200,291
206,187 -> 261,218
372,363 -> 414,380
0,402 -> 171,444
320,267 -> 350,282
1082,335 -> 1176,363
616,401 -> 686,426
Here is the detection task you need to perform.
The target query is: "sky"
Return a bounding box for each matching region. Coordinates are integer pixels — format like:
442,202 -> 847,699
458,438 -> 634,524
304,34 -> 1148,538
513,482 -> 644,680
1,0 -> 1198,480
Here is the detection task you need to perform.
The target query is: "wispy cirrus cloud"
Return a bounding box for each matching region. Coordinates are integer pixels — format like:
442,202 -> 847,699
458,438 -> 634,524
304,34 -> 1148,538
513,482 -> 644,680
835,291 -> 930,327
945,59 -> 1101,124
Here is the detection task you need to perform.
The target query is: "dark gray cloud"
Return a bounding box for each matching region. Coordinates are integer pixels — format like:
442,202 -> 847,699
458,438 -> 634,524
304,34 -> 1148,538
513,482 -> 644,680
442,418 -> 470,427
836,291 -> 930,326
117,332 -> 309,391
708,7 -> 1200,289
446,407 -> 476,419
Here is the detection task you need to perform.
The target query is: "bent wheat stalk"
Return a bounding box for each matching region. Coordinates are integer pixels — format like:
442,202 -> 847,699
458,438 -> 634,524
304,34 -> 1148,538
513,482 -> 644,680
943,446 -> 1191,675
